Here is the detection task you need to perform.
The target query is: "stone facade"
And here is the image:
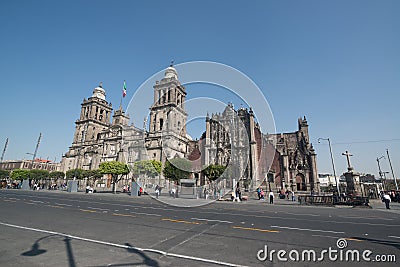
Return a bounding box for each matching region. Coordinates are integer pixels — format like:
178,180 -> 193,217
263,117 -> 319,192
61,65 -> 319,192
192,104 -> 318,192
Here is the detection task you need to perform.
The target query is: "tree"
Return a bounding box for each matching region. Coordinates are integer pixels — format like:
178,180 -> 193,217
202,164 -> 227,183
163,158 -> 191,183
29,169 -> 49,180
150,160 -> 162,175
10,169 -> 30,181
0,169 -> 10,180
66,168 -> 84,180
131,160 -> 162,179
49,171 -> 65,180
81,169 -> 103,186
99,161 -> 129,193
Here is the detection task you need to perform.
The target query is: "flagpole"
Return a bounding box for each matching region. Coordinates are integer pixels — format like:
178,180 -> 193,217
120,80 -> 126,110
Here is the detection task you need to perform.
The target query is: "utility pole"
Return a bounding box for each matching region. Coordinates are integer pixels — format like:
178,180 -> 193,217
1,138 -> 8,162
386,149 -> 399,191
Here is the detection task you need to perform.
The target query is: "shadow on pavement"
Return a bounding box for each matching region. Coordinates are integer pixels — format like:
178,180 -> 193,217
88,242 -> 160,267
21,235 -> 77,267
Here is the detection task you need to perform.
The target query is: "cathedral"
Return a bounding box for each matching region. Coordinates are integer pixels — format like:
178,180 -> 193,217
61,64 -> 319,193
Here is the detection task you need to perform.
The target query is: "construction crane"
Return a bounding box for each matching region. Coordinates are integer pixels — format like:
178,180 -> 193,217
1,138 -> 8,162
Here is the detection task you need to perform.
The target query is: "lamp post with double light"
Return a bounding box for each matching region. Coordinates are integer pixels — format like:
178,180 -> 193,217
377,156 -> 385,190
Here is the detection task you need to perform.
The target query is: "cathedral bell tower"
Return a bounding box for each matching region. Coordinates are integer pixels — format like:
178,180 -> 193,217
73,82 -> 113,146
146,63 -> 189,162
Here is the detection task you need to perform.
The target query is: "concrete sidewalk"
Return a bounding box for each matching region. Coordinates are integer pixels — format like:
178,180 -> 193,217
368,199 -> 400,211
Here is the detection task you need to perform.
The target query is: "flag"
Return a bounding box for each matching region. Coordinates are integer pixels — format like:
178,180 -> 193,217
122,81 -> 127,97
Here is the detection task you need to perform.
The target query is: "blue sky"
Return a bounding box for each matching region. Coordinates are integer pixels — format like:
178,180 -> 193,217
0,0 -> 399,177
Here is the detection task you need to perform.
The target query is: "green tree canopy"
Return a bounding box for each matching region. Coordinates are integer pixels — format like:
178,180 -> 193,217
30,169 -> 49,180
0,169 -> 10,180
81,169 -> 103,186
131,160 -> 162,178
202,164 -> 227,183
49,171 -> 65,180
163,158 -> 191,183
10,169 -> 30,180
86,169 -> 103,180
99,161 -> 129,193
66,168 -> 84,180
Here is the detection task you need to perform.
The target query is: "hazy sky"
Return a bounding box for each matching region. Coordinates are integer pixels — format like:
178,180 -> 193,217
0,0 -> 399,178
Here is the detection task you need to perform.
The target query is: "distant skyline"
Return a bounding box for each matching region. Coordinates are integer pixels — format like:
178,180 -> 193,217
0,0 -> 399,178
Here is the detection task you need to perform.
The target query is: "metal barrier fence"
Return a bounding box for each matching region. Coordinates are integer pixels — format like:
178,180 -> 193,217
298,195 -> 370,206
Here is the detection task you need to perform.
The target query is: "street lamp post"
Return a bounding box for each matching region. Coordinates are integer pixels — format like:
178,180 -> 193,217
376,156 -> 385,190
386,149 -> 399,191
318,138 -> 340,196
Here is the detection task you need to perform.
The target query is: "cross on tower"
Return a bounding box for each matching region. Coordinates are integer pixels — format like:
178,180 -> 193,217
342,150 -> 353,170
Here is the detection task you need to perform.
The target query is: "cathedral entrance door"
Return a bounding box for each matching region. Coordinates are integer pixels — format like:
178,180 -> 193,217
296,173 -> 306,191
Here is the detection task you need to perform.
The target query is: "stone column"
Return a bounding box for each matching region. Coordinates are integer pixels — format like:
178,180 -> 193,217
309,146 -> 318,192
344,170 -> 362,196
249,112 -> 258,190
282,154 -> 290,190
204,116 -> 211,167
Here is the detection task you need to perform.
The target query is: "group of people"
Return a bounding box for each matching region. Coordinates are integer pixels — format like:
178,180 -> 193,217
203,187 -> 220,200
255,188 -> 275,204
231,187 -> 243,202
257,188 -> 295,203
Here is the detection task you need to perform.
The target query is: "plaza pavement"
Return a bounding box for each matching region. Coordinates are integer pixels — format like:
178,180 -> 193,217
23,188 -> 400,212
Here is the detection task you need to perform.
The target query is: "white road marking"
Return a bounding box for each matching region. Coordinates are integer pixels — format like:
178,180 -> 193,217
388,235 -> 400,239
55,203 -> 72,207
271,225 -> 345,234
191,218 -> 233,224
339,215 -> 393,221
284,212 -> 320,217
312,234 -> 342,239
87,207 -> 110,211
0,222 -> 247,267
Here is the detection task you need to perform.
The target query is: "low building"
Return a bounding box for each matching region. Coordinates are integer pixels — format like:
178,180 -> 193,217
318,173 -> 337,187
0,159 -> 61,172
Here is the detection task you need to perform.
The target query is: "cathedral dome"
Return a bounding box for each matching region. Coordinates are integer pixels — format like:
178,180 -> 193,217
92,82 -> 106,100
164,65 -> 178,80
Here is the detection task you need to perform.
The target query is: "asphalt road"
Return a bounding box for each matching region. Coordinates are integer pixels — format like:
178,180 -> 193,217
0,190 -> 399,267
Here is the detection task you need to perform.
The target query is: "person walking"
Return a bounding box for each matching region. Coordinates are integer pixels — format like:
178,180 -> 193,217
269,191 -> 274,204
236,187 -> 242,201
257,187 -> 261,200
260,189 -> 265,200
291,191 -> 296,202
383,192 -> 391,209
